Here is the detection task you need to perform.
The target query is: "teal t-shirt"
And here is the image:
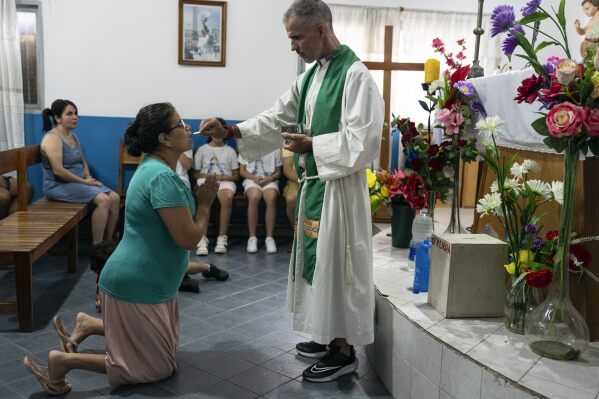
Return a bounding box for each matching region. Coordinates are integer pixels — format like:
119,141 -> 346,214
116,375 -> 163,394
99,156 -> 196,304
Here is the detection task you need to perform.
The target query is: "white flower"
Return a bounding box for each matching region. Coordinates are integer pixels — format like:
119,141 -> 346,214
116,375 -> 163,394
442,165 -> 454,178
475,115 -> 504,137
510,159 -> 540,180
476,192 -> 502,216
527,179 -> 552,199
504,178 -> 521,193
490,180 -> 499,193
521,159 -> 540,174
551,181 -> 564,205
428,79 -> 444,94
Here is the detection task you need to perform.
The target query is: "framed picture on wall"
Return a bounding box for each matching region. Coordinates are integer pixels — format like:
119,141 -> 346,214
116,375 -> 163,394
178,0 -> 227,66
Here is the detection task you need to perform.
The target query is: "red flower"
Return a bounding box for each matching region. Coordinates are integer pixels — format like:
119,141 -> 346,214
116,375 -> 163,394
401,174 -> 428,211
410,158 -> 423,171
538,82 -> 563,102
429,157 -> 444,172
515,74 -> 544,104
569,244 -> 592,271
544,230 -> 559,241
450,65 -> 471,86
525,269 -> 553,288
428,144 -> 440,155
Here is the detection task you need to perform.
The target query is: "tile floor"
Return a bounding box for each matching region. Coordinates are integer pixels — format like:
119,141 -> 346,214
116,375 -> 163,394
0,235 -> 391,398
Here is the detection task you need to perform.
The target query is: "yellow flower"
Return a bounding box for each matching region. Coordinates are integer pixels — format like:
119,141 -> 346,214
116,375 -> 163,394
518,249 -> 534,264
367,170 -> 376,188
370,194 -> 382,214
504,262 -> 516,275
591,71 -> 599,98
380,186 -> 389,198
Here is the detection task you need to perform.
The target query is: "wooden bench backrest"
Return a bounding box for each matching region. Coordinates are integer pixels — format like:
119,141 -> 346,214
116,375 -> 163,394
0,145 -> 41,212
117,138 -> 143,197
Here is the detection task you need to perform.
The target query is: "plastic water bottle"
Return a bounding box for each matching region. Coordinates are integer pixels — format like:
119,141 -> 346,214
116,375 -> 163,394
413,240 -> 432,294
407,209 -> 433,271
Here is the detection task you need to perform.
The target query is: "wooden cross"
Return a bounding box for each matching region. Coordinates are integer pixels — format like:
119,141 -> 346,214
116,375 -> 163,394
363,25 -> 424,170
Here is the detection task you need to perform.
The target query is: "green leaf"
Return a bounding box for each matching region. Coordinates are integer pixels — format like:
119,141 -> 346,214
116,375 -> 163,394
418,100 -> 430,112
513,54 -> 546,77
534,40 -> 558,53
557,0 -> 566,29
543,136 -> 567,153
518,12 -> 549,26
531,116 -> 549,136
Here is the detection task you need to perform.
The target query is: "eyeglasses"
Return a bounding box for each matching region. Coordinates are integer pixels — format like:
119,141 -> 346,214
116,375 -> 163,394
168,119 -> 189,133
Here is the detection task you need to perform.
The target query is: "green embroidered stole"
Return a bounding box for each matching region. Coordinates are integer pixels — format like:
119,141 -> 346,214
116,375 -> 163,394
293,45 -> 359,284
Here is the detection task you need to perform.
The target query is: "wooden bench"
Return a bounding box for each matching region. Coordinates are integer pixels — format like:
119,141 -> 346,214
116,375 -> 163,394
0,145 -> 91,332
117,139 -> 293,238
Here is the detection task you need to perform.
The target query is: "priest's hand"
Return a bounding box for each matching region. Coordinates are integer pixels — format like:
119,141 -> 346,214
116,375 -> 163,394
282,133 -> 312,153
199,118 -> 227,139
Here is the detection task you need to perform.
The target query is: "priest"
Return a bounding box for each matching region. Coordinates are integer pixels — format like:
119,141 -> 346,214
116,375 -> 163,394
200,0 -> 384,382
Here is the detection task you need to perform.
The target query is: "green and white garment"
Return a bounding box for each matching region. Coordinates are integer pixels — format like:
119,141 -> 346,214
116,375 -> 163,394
236,45 -> 384,346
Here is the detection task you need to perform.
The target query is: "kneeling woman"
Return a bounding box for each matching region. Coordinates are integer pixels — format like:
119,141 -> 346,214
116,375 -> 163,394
23,103 -> 218,394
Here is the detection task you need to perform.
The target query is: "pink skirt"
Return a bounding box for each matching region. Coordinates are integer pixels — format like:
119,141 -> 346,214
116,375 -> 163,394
101,292 -> 180,386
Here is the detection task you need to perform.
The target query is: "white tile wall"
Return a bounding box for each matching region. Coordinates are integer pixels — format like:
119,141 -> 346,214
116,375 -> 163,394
440,347 -> 482,399
411,327 -> 443,385
481,369 -> 539,399
410,367 -> 440,399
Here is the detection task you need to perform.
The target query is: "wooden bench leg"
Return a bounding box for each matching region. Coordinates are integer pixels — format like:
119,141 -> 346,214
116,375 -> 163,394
67,225 -> 78,273
14,253 -> 33,332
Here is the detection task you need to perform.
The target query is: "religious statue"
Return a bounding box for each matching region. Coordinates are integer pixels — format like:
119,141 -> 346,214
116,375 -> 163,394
575,0 -> 599,58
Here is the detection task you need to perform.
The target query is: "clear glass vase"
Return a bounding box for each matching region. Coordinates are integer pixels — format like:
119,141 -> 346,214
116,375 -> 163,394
504,277 -> 541,335
524,140 -> 590,360
444,138 -> 466,234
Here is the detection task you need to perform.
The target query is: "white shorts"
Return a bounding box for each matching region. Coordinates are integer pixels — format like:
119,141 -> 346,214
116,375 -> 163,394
196,178 -> 237,193
242,179 -> 279,193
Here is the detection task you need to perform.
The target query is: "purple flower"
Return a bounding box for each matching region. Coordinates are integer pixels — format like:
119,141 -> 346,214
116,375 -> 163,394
521,0 -> 541,17
532,237 -> 545,250
544,62 -> 556,74
502,25 -> 525,56
468,101 -> 487,117
454,81 -> 475,96
491,5 -> 516,37
525,223 -> 538,234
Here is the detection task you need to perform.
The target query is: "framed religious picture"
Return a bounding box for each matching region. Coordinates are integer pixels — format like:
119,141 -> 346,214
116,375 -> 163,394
178,0 -> 227,66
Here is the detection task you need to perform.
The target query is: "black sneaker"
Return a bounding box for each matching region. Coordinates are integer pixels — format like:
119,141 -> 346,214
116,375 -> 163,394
302,345 -> 358,383
296,341 -> 328,358
179,274 -> 200,293
202,264 -> 229,281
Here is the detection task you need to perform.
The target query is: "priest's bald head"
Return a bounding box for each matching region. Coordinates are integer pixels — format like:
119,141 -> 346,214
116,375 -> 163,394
283,0 -> 340,64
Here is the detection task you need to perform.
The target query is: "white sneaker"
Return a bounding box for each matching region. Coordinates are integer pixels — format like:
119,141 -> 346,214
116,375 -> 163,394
265,237 -> 277,254
214,235 -> 228,254
196,236 -> 209,256
247,236 -> 258,253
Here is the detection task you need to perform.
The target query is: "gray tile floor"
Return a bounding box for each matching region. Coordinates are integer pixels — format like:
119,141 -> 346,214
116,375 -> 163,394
0,236 -> 391,398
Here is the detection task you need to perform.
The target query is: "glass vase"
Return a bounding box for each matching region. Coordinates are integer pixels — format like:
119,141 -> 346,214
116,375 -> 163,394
504,277 -> 541,335
427,194 -> 436,232
524,140 -> 590,360
444,138 -> 466,234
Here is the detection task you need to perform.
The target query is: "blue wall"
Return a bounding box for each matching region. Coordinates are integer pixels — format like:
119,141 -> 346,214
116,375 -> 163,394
24,113 -> 241,200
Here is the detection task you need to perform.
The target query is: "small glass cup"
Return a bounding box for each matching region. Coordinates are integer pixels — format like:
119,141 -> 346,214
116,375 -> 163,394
282,123 -> 304,146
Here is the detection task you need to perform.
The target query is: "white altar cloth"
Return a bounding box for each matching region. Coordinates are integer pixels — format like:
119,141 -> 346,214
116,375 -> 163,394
470,69 -> 557,154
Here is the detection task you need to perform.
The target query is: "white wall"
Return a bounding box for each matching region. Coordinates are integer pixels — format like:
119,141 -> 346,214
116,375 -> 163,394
39,0 -> 587,120
41,0 -> 297,120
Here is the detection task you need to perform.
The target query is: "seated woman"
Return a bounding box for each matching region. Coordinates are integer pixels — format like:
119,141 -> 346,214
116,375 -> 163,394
238,149 -> 282,254
23,103 -> 218,394
40,99 -> 120,248
191,118 -> 239,255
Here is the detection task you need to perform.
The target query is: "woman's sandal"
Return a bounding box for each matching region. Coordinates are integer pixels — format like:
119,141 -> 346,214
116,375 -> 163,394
23,356 -> 72,396
52,315 -> 78,353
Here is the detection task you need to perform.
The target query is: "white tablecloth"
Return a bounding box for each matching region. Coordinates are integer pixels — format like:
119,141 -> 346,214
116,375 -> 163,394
470,69 -> 556,154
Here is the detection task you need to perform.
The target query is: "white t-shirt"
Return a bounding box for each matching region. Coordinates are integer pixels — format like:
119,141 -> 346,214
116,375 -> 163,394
193,144 -> 239,177
238,149 -> 282,178
175,149 -> 193,189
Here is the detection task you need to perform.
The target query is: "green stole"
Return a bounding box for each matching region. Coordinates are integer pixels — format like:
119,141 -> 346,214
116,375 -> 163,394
293,45 -> 359,285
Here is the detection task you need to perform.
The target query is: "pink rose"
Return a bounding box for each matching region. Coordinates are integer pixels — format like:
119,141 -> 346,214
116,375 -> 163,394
584,107 -> 599,136
546,102 -> 585,137
436,109 -> 452,124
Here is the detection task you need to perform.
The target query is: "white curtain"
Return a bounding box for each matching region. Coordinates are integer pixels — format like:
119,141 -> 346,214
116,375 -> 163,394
0,0 -> 25,151
330,5 -> 502,127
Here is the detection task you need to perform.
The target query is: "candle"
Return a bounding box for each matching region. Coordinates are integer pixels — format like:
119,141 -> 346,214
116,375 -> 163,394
424,58 -> 440,84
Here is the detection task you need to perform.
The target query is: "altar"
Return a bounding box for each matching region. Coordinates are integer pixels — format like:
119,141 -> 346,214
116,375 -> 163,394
469,70 -> 599,341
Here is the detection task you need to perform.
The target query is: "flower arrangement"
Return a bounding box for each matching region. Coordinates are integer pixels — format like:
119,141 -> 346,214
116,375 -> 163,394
366,168 -> 406,214
490,0 -> 598,358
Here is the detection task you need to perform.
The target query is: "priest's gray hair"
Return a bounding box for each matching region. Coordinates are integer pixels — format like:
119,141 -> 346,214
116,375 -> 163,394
283,0 -> 334,31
